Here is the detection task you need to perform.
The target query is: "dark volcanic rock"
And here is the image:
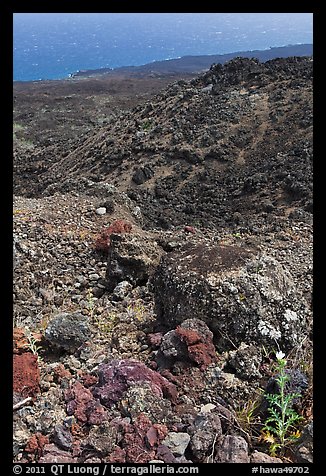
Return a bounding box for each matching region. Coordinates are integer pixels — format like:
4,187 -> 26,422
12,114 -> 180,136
119,382 -> 173,423
216,435 -> 250,463
52,425 -> 73,451
294,422 -> 313,463
106,233 -> 163,291
188,412 -> 223,461
45,312 -> 91,353
132,165 -> 154,184
83,420 -> 123,457
227,342 -> 262,380
152,242 -> 310,351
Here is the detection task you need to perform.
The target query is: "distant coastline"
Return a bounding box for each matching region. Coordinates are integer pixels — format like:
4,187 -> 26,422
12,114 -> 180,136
70,43 -> 313,79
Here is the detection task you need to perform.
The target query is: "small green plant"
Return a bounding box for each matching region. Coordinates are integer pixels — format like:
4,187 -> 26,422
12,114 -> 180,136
141,120 -> 152,131
25,328 -> 43,363
260,351 -> 303,456
94,312 -> 118,333
86,289 -> 95,320
126,301 -> 146,322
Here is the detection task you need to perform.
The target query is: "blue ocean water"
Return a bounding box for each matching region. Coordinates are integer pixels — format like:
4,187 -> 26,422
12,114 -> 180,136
13,13 -> 313,82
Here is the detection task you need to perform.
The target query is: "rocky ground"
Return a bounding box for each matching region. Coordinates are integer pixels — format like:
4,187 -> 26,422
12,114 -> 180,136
13,57 -> 313,464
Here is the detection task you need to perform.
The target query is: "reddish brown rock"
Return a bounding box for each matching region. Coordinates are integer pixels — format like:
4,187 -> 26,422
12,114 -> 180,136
92,359 -> 177,407
184,226 -> 196,234
13,328 -> 42,354
24,433 -> 49,460
52,363 -> 72,383
106,446 -> 126,463
79,372 -> 99,387
158,319 -> 217,370
94,219 -> 132,252
147,332 -> 163,349
176,320 -> 217,369
13,353 -> 40,398
123,414 -> 156,463
38,443 -> 77,463
65,381 -> 107,425
13,328 -> 29,354
145,424 -> 168,448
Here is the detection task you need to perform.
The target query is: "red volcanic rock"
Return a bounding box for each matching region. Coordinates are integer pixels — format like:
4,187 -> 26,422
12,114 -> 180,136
13,328 -> 42,354
147,332 -> 163,349
106,446 -> 126,463
94,220 -> 132,252
145,424 -> 169,448
92,359 -> 177,407
123,414 -> 156,463
65,381 -> 107,425
184,226 -> 196,234
176,321 -> 218,369
52,363 -> 72,383
79,372 -> 99,387
13,353 -> 40,398
24,433 -> 49,459
38,444 -> 77,463
13,328 -> 29,354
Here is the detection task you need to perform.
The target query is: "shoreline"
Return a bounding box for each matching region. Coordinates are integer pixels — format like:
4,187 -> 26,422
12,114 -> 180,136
13,43 -> 313,84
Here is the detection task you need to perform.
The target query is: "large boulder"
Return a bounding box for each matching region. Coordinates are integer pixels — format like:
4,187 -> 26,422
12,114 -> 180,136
151,242 -> 310,352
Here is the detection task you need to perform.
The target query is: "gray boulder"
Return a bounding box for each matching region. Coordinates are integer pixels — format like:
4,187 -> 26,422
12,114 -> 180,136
45,312 -> 91,353
152,242 -> 310,352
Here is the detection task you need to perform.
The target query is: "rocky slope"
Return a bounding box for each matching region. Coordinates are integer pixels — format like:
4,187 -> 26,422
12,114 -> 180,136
13,56 -> 313,464
32,57 -> 313,232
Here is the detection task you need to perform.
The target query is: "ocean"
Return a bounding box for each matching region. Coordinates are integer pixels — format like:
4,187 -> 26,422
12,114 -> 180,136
13,13 -> 313,82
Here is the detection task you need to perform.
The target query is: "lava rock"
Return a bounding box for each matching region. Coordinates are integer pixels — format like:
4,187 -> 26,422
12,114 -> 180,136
132,166 -> 154,185
92,359 -> 177,408
119,383 -> 173,423
13,353 -> 40,398
45,312 -> 91,353
112,280 -> 133,301
106,233 -> 163,291
188,412 -> 223,461
83,421 -> 123,457
65,381 -> 108,425
52,424 -> 73,451
162,432 -> 190,457
24,433 -> 49,460
38,444 -> 77,463
157,319 -> 217,370
216,435 -> 250,463
152,242 -> 310,352
227,342 -> 262,380
250,451 -> 282,463
294,422 -> 313,463
95,219 -> 132,252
